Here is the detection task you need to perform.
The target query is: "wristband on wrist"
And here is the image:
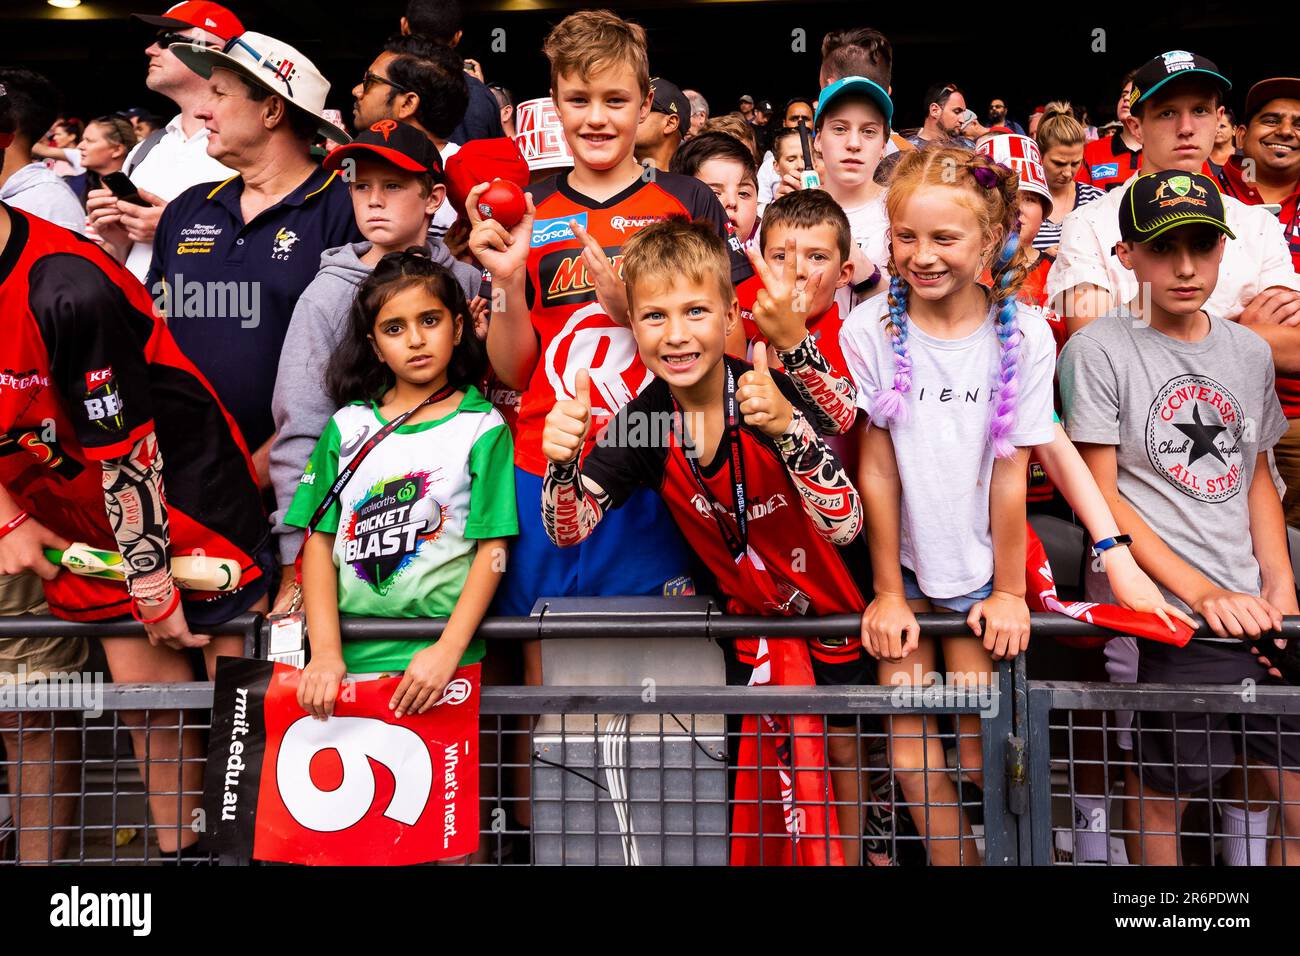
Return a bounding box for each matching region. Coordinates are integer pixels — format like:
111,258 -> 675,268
0,511 -> 31,541
129,567 -> 176,603
1091,534 -> 1133,558
131,585 -> 181,625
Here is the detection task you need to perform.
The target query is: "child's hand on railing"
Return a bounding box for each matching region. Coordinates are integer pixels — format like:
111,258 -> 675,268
967,590 -> 1031,660
860,593 -> 920,662
1192,587 -> 1283,640
1098,546 -> 1196,633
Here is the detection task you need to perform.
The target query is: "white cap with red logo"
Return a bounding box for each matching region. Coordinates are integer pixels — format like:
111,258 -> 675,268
171,31 -> 351,144
976,133 -> 1052,216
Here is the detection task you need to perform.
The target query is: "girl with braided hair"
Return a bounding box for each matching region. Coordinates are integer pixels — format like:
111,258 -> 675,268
841,146 -> 1056,864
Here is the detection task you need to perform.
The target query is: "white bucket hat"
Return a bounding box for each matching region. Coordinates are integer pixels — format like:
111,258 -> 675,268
172,31 -> 351,143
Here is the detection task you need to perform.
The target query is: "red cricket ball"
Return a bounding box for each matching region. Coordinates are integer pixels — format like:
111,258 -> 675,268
476,180 -> 527,229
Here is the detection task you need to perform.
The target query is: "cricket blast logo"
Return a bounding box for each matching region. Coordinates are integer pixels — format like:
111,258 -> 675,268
1146,374 -> 1245,503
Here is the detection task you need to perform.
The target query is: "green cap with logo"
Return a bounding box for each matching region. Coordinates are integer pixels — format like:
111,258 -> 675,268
1118,169 -> 1236,244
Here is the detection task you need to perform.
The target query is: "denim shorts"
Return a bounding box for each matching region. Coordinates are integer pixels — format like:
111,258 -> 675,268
901,567 -> 993,613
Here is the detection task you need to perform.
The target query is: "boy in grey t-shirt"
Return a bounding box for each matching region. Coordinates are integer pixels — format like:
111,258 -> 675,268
1059,170 -> 1299,866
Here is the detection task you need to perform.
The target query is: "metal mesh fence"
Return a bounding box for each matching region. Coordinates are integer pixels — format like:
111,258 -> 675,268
1,681 -> 1014,866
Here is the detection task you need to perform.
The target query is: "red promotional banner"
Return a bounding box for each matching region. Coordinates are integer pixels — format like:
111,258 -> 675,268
205,657 -> 480,866
1025,524 -> 1194,649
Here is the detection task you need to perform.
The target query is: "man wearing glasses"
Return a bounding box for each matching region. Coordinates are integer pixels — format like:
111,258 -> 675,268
351,35 -> 469,241
87,2 -> 244,281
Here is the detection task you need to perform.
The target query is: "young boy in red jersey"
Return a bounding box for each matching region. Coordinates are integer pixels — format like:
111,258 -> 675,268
746,189 -> 858,439
465,10 -> 748,640
541,216 -> 873,863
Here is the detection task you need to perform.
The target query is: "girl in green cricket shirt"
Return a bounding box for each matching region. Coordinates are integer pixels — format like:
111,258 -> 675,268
286,250 -> 517,721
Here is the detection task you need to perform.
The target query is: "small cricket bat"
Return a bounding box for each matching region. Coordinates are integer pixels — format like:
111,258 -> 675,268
44,544 -> 242,592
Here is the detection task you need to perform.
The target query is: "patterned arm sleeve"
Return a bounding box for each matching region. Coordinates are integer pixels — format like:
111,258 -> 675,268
774,411 -> 862,544
541,460 -> 613,547
101,430 -> 176,601
775,333 -> 858,435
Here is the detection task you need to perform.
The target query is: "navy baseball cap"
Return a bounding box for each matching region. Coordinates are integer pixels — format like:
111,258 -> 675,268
1118,170 -> 1236,244
1130,51 -> 1230,108
814,75 -> 894,128
324,119 -> 443,177
649,77 -> 691,128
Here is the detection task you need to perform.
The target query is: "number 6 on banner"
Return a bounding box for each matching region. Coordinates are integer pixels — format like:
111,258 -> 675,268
276,716 -> 433,831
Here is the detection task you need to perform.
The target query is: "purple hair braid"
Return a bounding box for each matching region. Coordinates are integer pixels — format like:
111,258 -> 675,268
871,274 -> 913,425
988,231 -> 1024,459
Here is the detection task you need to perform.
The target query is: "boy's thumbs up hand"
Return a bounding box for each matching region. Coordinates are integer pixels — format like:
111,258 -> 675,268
544,368 -> 594,464
737,348 -> 794,438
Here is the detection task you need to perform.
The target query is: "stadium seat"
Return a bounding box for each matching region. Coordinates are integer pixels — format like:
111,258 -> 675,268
1028,514 -> 1088,602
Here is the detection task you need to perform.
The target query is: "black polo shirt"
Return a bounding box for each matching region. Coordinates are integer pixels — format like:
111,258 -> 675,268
147,164 -> 361,451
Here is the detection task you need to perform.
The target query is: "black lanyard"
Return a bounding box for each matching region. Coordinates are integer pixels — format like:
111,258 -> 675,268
676,364 -> 749,563
306,383 -> 456,532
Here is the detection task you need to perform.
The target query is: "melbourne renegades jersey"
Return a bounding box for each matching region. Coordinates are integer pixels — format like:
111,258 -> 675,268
513,171 -> 750,474
1076,131 -> 1141,191
0,205 -> 267,621
582,358 -> 870,665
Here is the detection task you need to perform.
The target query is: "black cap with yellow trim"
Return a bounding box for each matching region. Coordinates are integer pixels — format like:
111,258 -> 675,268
1118,170 -> 1236,244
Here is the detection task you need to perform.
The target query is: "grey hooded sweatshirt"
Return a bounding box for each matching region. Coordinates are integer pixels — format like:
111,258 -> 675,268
269,239 -> 482,564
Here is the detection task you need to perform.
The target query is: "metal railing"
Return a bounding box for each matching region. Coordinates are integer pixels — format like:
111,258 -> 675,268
2,608 -> 1299,865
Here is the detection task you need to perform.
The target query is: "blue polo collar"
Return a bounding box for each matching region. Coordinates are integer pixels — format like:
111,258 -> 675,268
205,163 -> 341,221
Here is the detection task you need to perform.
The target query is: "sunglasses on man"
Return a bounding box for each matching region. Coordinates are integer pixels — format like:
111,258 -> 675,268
361,70 -> 414,96
155,30 -> 218,51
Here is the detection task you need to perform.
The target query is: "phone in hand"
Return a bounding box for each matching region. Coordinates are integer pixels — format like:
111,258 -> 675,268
101,171 -> 150,207
796,122 -> 821,189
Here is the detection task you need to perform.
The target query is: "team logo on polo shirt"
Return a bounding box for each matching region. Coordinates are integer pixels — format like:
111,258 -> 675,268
1146,374 -> 1245,503
272,228 -> 301,260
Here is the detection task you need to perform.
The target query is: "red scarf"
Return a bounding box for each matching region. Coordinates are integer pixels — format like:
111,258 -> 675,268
729,637 -> 845,866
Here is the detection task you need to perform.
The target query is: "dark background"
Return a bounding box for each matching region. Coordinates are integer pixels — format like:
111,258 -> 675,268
1,0 -> 1287,132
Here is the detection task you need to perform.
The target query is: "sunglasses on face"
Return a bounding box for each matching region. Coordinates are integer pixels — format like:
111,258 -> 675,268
362,71 -> 413,96
156,31 -> 215,50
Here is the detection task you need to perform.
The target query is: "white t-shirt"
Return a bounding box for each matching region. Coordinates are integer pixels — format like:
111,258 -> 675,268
835,193 -> 890,316
428,140 -> 461,242
122,114 -> 235,282
757,150 -> 780,208
841,295 -> 1056,597
1045,177 -> 1300,318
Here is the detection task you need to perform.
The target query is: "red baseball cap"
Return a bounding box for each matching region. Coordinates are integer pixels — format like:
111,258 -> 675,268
444,138 -> 530,219
132,2 -> 244,42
